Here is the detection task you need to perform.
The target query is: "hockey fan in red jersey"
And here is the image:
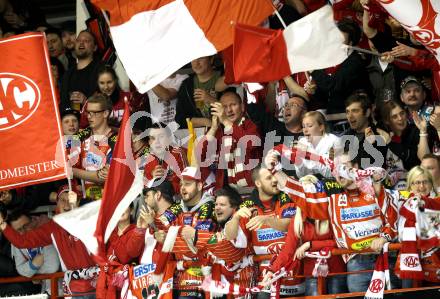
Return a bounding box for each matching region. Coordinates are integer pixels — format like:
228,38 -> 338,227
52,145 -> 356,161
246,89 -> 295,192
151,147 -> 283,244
262,144 -> 398,294
0,192 -> 96,297
326,153 -> 398,293
106,204 -> 145,265
71,94 -> 117,200
261,151 -> 347,295
195,186 -> 255,298
225,165 -> 304,298
143,123 -> 188,194
163,166 -> 216,298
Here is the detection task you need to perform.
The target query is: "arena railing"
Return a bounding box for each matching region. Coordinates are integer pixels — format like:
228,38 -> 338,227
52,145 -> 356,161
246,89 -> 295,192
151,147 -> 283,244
0,243 -> 439,299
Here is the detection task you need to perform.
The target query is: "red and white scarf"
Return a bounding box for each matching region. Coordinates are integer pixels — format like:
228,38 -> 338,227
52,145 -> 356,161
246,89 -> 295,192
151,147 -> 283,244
222,117 -> 254,189
364,242 -> 390,299
305,249 -> 331,278
272,145 -> 387,195
398,198 -> 425,280
199,259 -> 300,299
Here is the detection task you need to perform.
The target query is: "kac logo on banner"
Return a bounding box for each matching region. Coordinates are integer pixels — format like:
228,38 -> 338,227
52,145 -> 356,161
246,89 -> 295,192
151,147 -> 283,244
0,73 -> 40,131
369,279 -> 384,293
267,242 -> 284,254
403,256 -> 420,268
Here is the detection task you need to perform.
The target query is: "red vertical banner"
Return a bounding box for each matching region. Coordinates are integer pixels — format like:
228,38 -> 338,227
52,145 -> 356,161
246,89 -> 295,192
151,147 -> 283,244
0,33 -> 67,190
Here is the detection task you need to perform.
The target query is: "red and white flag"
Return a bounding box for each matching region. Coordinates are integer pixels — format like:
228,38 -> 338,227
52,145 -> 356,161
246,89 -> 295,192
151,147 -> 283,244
94,101 -> 144,257
0,33 -> 67,191
90,0 -> 274,93
377,0 -> 440,63
54,102 -> 144,256
232,5 -> 348,83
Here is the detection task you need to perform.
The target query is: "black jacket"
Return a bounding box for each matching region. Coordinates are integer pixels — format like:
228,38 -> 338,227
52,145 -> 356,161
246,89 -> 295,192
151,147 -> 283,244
388,124 -> 419,170
175,74 -> 202,129
59,59 -> 103,110
246,101 -> 303,147
312,52 -> 371,114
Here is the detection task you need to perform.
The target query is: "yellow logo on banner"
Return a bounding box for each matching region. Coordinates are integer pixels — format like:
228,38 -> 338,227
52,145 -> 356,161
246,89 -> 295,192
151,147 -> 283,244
86,185 -> 102,200
186,267 -> 203,277
351,238 -> 375,251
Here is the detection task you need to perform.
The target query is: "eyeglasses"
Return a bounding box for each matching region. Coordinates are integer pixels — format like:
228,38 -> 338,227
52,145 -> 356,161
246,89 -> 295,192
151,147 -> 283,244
411,180 -> 430,186
86,110 -> 105,117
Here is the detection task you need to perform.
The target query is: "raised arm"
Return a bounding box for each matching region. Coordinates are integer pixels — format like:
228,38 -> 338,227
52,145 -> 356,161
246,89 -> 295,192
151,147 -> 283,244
1,220 -> 54,249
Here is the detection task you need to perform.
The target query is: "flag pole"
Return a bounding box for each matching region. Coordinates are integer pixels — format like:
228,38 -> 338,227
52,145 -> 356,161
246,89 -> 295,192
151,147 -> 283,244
101,9 -> 110,27
66,160 -> 75,209
348,45 -> 412,65
265,0 -> 287,29
274,9 -> 287,29
66,159 -> 72,192
67,174 -> 72,192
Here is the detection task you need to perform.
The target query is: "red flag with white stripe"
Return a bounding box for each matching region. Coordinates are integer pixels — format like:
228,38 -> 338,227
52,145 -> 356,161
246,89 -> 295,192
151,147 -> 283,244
90,0 -> 274,93
232,5 -> 348,83
53,102 -> 143,258
94,101 -> 144,258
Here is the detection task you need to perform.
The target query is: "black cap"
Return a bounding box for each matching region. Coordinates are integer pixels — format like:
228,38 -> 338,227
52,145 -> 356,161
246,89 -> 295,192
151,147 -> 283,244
400,76 -> 422,90
144,179 -> 175,203
60,107 -> 80,121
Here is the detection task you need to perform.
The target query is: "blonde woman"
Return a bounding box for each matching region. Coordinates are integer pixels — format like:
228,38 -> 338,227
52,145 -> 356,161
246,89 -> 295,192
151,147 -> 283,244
405,166 -> 437,198
392,166 -> 436,246
396,166 -> 440,288
295,111 -> 342,178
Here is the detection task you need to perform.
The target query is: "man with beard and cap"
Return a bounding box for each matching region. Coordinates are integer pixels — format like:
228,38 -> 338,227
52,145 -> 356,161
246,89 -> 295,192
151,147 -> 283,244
161,166 -> 215,298
142,179 -> 182,234
60,30 -> 103,110
121,179 -> 182,299
225,165 -> 304,298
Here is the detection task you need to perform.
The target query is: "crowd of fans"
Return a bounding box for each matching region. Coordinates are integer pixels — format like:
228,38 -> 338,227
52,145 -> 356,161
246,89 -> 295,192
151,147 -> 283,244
1,0 -> 440,298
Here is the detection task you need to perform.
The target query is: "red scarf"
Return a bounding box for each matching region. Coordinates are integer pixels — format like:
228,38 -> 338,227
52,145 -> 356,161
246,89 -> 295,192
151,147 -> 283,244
199,260 -> 300,299
365,243 -> 390,299
398,198 -> 424,280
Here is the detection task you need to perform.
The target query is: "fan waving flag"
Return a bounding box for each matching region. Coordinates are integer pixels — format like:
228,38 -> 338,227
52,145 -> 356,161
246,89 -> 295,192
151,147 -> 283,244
90,0 -> 274,93
54,101 -> 143,257
94,101 -> 144,257
232,5 -> 348,83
